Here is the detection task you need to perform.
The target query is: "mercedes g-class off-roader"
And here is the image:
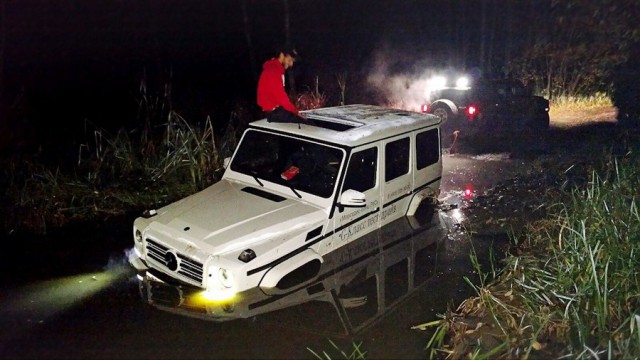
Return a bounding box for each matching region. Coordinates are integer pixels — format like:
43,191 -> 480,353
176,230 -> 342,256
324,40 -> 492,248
129,104 -> 442,300
423,77 -> 550,140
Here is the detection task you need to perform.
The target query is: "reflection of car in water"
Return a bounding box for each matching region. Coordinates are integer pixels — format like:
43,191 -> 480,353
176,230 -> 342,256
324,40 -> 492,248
129,105 -> 442,301
137,211 -> 448,336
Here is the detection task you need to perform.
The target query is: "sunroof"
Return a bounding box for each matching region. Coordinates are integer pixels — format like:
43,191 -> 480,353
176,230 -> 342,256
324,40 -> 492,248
310,118 -> 359,132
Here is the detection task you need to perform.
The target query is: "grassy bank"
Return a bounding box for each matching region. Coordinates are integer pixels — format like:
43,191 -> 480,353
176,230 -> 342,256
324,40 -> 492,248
1,83 -> 328,236
0,110 -> 242,235
420,136 -> 640,359
549,94 -> 617,128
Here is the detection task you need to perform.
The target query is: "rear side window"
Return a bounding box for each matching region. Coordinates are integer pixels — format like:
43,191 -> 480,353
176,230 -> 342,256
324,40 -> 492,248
343,147 -> 377,192
385,137 -> 409,182
416,129 -> 439,169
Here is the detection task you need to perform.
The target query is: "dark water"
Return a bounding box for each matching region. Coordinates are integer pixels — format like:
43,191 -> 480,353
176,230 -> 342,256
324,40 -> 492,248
0,214 -> 478,359
0,152 -> 515,359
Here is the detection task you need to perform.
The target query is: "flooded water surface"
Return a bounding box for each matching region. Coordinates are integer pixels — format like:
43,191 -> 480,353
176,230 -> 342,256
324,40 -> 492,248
0,152 -> 521,359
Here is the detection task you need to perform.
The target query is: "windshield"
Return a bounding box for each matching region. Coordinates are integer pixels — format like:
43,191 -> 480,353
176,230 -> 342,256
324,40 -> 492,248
230,130 -> 344,198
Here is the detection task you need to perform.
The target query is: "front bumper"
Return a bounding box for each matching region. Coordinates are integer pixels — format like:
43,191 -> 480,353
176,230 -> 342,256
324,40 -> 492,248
128,247 -> 150,272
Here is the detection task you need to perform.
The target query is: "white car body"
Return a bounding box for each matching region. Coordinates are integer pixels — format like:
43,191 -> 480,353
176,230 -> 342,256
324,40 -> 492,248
130,104 -> 442,298
137,211 -> 448,334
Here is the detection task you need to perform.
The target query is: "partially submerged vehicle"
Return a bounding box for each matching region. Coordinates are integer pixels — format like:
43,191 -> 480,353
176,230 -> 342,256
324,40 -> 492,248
137,210 -> 447,335
129,104 -> 442,300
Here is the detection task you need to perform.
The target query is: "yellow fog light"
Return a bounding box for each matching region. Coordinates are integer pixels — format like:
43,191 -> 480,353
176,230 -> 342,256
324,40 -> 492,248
200,289 -> 236,302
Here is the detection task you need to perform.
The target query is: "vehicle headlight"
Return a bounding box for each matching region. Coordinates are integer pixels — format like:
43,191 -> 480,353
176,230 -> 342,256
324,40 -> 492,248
218,268 -> 234,288
428,76 -> 447,91
135,229 -> 142,243
456,76 -> 469,88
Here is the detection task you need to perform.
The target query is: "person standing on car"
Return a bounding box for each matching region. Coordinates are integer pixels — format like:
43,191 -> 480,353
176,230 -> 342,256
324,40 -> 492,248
257,46 -> 312,124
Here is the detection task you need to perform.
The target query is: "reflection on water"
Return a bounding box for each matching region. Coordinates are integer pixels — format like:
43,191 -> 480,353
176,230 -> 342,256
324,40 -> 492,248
136,210 -> 449,337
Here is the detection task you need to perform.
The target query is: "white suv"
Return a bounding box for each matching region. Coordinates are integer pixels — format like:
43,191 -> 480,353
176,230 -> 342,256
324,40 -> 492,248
129,104 -> 442,300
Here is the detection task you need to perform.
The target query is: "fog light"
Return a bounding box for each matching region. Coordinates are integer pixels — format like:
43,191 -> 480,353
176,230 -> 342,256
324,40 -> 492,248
200,289 -> 236,302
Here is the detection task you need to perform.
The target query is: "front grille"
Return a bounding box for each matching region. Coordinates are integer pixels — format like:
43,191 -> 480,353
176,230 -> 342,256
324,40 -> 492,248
146,238 -> 204,285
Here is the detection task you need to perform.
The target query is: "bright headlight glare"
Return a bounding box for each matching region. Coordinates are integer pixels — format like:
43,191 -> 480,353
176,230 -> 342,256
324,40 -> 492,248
428,76 -> 447,90
218,268 -> 234,288
456,77 -> 469,88
135,229 -> 142,242
199,289 -> 236,302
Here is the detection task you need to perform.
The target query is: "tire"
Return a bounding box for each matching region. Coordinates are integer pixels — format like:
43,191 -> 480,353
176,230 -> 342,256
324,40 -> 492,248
431,105 -> 456,147
431,105 -> 453,126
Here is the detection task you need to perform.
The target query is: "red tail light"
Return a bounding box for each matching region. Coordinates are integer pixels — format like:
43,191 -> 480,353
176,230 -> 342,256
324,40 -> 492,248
421,104 -> 429,113
467,106 -> 477,116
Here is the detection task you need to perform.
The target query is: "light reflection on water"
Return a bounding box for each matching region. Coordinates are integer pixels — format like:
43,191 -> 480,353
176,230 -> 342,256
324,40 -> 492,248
0,149 -> 521,359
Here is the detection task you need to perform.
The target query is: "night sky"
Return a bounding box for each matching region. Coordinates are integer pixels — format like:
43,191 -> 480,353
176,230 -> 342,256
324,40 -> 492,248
3,1 -> 529,138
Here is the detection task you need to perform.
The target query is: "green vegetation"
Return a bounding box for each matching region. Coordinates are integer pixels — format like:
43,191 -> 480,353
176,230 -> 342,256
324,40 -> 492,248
507,1 -> 639,100
307,340 -> 366,360
548,94 -> 617,128
0,80 -> 328,235
420,140 -> 640,359
550,93 -> 613,111
0,110 -> 236,235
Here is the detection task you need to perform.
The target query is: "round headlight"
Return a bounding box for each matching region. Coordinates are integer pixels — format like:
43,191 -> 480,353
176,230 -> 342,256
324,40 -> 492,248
218,268 -> 234,288
135,229 -> 142,243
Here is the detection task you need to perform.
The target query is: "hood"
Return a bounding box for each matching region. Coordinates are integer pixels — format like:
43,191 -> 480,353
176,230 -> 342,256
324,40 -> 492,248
262,58 -> 284,74
148,180 -> 325,254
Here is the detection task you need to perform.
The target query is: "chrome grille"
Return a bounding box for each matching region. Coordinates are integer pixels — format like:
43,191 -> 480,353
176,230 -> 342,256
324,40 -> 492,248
146,238 -> 204,285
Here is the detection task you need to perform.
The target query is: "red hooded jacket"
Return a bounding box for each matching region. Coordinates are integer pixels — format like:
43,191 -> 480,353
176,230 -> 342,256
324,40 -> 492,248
256,58 -> 299,115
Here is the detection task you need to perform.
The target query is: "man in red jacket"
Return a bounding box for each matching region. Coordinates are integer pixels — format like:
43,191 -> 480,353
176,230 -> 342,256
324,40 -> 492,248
257,47 -> 312,124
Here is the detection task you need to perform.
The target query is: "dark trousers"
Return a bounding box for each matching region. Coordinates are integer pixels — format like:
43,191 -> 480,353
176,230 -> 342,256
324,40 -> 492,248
266,107 -> 315,125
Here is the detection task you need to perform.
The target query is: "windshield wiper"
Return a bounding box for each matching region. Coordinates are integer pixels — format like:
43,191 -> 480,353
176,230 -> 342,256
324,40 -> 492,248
250,172 -> 264,187
288,186 -> 302,199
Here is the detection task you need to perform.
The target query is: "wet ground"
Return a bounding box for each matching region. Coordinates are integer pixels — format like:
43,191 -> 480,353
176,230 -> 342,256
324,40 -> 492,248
0,121 -> 626,359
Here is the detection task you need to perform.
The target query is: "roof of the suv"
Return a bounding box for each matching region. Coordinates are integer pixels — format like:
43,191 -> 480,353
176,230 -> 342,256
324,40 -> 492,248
250,104 -> 440,147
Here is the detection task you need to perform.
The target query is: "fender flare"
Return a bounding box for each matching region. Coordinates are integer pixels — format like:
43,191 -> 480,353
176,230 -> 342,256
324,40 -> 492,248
406,187 -> 438,217
430,99 -> 459,117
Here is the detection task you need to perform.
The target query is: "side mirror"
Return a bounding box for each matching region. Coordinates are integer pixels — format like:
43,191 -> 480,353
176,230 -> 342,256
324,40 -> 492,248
223,157 -> 231,169
338,189 -> 366,207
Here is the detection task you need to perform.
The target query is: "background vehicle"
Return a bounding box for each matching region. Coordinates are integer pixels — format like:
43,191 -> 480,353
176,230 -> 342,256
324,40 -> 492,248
423,77 -> 550,142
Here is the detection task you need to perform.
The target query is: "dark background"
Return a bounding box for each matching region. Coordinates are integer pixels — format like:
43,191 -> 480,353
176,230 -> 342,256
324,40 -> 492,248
1,0 -> 638,147
0,1 -> 533,132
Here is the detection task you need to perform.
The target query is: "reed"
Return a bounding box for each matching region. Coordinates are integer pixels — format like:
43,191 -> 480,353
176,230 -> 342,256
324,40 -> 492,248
419,150 -> 640,359
1,76 -> 336,235
307,339 -> 366,360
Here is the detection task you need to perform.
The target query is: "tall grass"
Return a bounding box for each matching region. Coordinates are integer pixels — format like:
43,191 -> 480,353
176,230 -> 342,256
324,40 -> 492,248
1,72 -> 335,235
550,93 -> 613,111
422,152 -> 640,359
307,340 -> 366,360
1,76 -> 248,234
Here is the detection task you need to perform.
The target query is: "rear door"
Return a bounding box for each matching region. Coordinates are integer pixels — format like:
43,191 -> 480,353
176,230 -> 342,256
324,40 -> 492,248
380,135 -> 413,226
414,128 -> 441,190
